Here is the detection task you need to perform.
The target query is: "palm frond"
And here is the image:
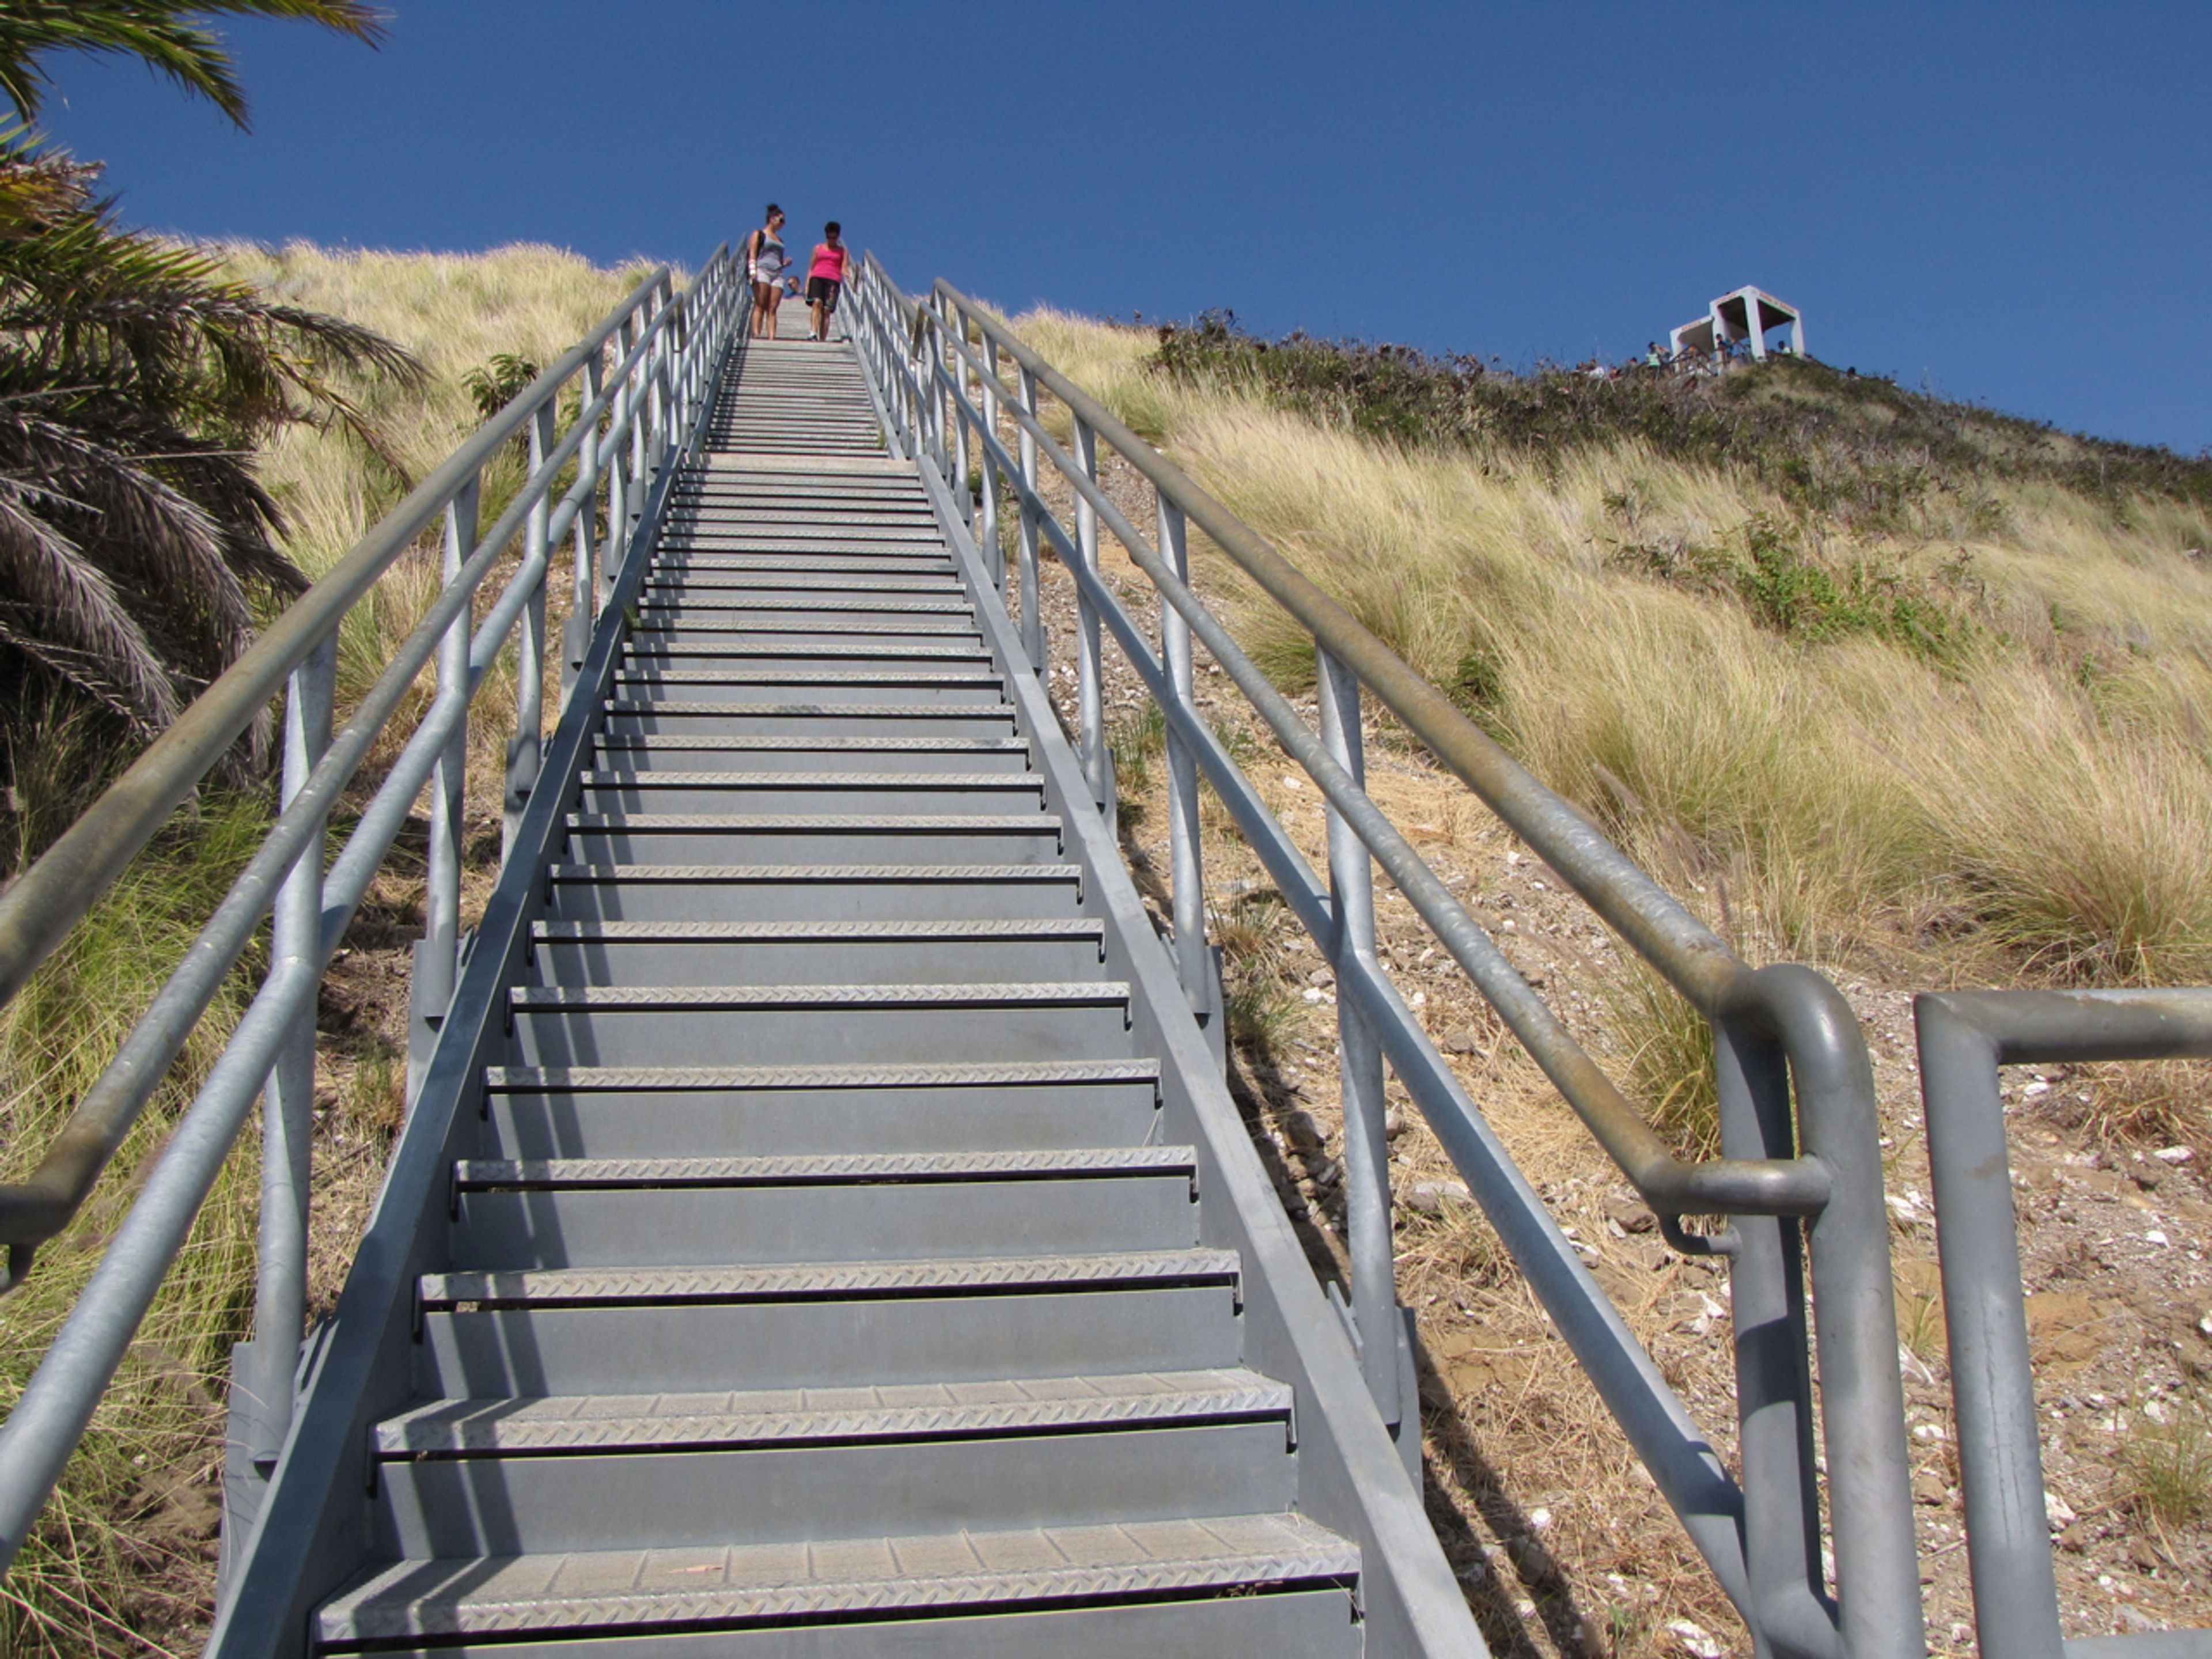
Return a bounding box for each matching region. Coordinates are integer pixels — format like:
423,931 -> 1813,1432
0,1 -> 385,130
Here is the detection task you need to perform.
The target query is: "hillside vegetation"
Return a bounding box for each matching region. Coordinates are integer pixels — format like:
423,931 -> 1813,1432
0,243 -> 646,1657
1018,309 -> 2212,986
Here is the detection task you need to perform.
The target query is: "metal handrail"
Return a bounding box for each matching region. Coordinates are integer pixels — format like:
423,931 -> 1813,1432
0,247 -> 747,1579
1916,989 -> 2212,1659
853,256 -> 1923,1659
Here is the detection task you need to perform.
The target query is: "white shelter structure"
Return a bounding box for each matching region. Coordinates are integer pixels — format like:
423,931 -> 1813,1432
1670,285 -> 1805,362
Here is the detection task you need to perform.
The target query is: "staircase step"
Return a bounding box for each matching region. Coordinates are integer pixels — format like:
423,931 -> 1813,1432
640,571 -> 963,596
561,812 -> 1063,865
543,862 -> 1084,923
378,1368 -> 1289,1457
372,1425 -> 1297,1560
449,1146 -> 1198,1268
637,595 -> 974,621
314,1589 -> 1363,1657
632,621 -> 982,647
622,643 -> 993,672
609,671 -> 1004,707
601,702 -> 1020,738
573,771 -> 1043,816
482,1059 -> 1159,1160
454,1146 -> 1192,1190
529,918 -> 1102,985
505,980 -> 1132,1066
316,1513 -> 1358,1652
590,734 -> 1031,774
416,1257 -> 1243,1393
421,1248 -> 1238,1312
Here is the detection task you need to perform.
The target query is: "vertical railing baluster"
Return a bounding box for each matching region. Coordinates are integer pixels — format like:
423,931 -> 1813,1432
1158,498 -> 1210,1014
1016,365 -> 1046,673
506,397 -> 556,855
242,632 -> 335,1476
925,304 -> 948,483
407,475 -> 481,1104
979,331 -> 1003,590
607,319 -> 632,586
1071,414 -> 1107,812
950,306 -> 973,528
626,316 -> 649,551
570,347 -> 605,668
1317,646 -> 1399,1424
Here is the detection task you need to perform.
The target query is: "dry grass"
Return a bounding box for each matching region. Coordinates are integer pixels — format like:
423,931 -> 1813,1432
1013,308 -> 2212,988
1005,307 -> 2212,1652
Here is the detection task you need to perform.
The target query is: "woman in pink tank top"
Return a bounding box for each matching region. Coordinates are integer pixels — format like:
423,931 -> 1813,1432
805,222 -> 851,342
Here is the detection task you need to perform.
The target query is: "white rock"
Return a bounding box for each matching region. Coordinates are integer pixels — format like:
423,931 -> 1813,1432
2046,1491 -> 2076,1529
2154,1145 -> 2194,1164
2146,1229 -> 2169,1246
1668,1619 -> 1724,1659
1528,1506 -> 1552,1532
1404,1178 -> 1472,1216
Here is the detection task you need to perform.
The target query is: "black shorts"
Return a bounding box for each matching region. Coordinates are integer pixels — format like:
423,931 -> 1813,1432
806,275 -> 842,313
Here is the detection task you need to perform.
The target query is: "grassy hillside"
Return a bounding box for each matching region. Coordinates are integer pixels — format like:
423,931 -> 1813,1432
0,243 -> 650,1658
1018,309 -> 2212,986
1003,307 -> 2212,1649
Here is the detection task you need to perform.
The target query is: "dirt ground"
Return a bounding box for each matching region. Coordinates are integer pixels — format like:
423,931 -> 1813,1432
1013,446 -> 2212,1657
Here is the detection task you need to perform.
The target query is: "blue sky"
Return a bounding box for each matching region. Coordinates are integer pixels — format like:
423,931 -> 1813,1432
37,1 -> 2212,453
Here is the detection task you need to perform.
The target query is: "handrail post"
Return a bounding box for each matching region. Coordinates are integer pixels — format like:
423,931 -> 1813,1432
1070,415 -> 1108,812
1915,998 -> 2063,1659
1713,1016 -> 1840,1659
626,321 -> 650,552
573,346 -> 605,643
950,309 -> 974,528
1317,647 -> 1400,1426
979,332 -> 1003,590
506,397 -> 556,856
925,303 -> 950,482
1158,497 -> 1210,1014
606,325 -> 631,596
1016,364 -> 1046,673
241,632 -> 335,1475
408,474 -> 480,1105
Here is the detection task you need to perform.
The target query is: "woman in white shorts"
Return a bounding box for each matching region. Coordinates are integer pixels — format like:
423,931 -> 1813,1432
742,204 -> 787,338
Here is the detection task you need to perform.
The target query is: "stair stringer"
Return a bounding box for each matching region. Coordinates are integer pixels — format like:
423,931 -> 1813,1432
204,337 -> 737,1659
910,456 -> 1487,1658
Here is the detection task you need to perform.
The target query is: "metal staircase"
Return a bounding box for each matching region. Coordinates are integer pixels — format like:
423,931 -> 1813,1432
199,320 -> 1472,1654
0,250 -> 1988,1659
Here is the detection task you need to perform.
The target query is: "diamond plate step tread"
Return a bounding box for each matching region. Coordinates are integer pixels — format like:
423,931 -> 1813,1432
532,919 -> 1101,943
612,671 -> 1001,688
593,736 -> 1028,754
483,1058 -> 1159,1092
603,701 -> 1018,720
631,618 -> 979,636
375,1368 -> 1292,1456
507,981 -> 1131,1012
562,814 -> 1059,835
575,771 -> 1042,792
419,1248 -> 1243,1309
452,1146 -> 1198,1189
544,862 -> 1080,884
315,1510 -> 1356,1643
635,598 -> 974,616
623,646 -> 987,664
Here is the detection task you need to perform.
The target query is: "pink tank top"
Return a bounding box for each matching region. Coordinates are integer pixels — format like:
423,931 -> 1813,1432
809,243 -> 848,281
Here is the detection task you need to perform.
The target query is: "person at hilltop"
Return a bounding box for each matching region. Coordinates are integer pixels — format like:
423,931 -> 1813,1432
741,203 -> 788,338
806,222 -> 853,342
